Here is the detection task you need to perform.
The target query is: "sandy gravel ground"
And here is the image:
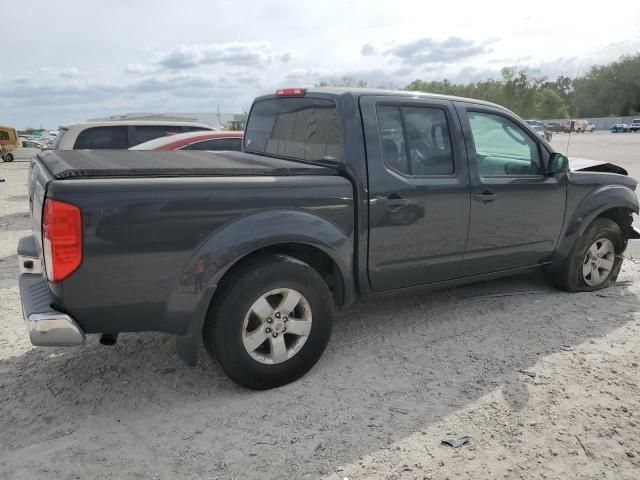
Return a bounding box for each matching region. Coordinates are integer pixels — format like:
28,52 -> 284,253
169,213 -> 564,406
1,135 -> 640,480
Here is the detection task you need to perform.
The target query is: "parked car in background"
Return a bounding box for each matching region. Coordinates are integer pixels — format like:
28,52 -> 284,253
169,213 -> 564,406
17,87 -> 640,389
571,120 -> 589,133
532,125 -> 552,141
130,130 -> 243,151
0,125 -> 20,156
52,121 -> 216,150
525,120 -> 544,128
630,119 -> 640,133
586,123 -> 596,132
2,140 -> 45,162
547,122 -> 565,133
610,123 -> 631,133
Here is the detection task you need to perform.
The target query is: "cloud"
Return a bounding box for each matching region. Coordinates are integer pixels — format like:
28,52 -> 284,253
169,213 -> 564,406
59,67 -> 83,78
1,68 -> 260,111
154,42 -> 294,69
360,43 -> 376,56
124,63 -> 156,75
283,67 -> 401,88
385,36 -> 494,65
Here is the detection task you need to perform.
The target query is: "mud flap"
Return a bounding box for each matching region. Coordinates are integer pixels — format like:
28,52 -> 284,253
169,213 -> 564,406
175,284 -> 217,366
629,225 -> 640,239
176,329 -> 200,366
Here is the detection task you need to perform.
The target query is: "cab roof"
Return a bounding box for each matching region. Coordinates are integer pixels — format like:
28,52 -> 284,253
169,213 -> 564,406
257,86 -> 506,111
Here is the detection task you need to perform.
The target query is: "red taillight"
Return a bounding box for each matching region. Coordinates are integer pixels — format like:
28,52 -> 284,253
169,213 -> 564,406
43,198 -> 82,282
275,87 -> 306,96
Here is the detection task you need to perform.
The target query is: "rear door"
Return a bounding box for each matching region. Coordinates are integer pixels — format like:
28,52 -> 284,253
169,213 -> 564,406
361,96 -> 471,291
456,103 -> 566,275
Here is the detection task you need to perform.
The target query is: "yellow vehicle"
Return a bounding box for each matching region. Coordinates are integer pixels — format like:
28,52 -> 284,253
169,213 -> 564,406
0,125 -> 20,159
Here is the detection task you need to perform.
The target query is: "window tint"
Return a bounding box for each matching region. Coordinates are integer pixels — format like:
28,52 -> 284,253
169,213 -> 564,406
467,112 -> 541,176
244,98 -> 342,162
134,125 -> 186,145
378,105 -> 454,176
73,126 -> 129,149
182,137 -> 242,151
0,131 -> 9,141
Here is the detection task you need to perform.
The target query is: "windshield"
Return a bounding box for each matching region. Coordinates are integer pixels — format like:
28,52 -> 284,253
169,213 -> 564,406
244,97 -> 343,163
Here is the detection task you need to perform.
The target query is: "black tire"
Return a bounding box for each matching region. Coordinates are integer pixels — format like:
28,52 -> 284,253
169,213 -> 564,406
3,153 -> 13,162
552,218 -> 624,292
203,254 -> 334,389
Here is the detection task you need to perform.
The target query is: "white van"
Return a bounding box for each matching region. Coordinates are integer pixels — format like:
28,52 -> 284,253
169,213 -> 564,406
52,120 -> 216,150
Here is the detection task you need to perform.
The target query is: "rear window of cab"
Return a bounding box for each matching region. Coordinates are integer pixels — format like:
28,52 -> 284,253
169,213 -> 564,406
244,98 -> 342,162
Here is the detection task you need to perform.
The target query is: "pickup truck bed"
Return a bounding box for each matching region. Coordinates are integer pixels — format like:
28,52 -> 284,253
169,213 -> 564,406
39,149 -> 339,179
24,149 -> 354,342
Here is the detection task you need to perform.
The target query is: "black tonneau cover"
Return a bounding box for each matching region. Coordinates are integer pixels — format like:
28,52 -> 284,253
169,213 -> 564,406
38,150 -> 338,179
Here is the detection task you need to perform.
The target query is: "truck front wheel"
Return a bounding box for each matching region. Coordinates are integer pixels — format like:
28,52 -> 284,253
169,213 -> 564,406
203,254 -> 334,389
552,218 -> 624,292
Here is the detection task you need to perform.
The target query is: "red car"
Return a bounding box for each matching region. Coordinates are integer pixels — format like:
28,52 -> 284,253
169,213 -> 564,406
130,130 -> 243,151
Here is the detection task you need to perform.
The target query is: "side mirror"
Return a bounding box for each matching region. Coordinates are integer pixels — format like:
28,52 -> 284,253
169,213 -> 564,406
548,153 -> 569,175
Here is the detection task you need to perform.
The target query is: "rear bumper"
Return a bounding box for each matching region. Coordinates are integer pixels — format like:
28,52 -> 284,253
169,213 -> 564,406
18,271 -> 85,347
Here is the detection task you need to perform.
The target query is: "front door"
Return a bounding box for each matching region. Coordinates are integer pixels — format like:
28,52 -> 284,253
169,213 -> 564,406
456,104 -> 566,276
362,96 -> 471,291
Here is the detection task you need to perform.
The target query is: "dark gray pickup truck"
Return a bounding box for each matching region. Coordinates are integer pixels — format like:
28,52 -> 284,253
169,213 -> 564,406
18,87 -> 640,389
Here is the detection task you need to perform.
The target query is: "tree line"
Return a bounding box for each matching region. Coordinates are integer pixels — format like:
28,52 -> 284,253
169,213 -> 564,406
318,53 -> 640,120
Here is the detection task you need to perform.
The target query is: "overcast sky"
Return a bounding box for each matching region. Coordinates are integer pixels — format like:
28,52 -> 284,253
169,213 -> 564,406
2,0 -> 640,128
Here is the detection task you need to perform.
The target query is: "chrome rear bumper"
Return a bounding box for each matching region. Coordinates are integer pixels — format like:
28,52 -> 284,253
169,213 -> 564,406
26,311 -> 85,347
19,271 -> 85,347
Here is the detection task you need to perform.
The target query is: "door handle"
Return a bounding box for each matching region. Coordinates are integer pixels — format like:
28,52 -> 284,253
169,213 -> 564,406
379,194 -> 408,212
473,190 -> 497,203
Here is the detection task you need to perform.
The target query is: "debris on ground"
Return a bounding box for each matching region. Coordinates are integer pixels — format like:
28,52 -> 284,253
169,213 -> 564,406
441,436 -> 471,448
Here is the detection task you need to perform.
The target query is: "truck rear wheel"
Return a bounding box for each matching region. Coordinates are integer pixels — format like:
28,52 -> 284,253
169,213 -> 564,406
3,153 -> 13,162
552,218 -> 623,292
203,254 -> 334,389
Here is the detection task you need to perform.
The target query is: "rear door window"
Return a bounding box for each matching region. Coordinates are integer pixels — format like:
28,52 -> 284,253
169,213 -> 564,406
244,97 -> 342,162
378,105 -> 454,176
73,126 -> 129,149
182,138 -> 242,151
134,125 -> 186,145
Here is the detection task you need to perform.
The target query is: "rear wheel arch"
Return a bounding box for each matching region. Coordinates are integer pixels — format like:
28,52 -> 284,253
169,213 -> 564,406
211,242 -> 346,310
202,252 -> 335,389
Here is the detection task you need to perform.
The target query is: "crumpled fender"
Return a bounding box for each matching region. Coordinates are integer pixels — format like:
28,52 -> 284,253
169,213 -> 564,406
552,184 -> 639,268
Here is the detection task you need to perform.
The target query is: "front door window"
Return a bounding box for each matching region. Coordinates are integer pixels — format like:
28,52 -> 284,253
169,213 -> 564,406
467,112 -> 541,177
